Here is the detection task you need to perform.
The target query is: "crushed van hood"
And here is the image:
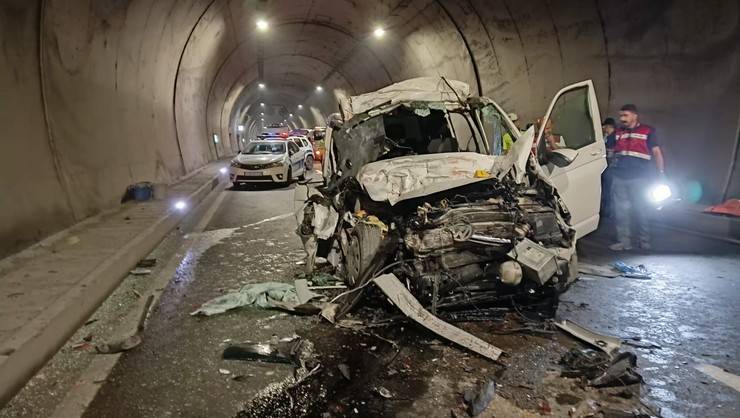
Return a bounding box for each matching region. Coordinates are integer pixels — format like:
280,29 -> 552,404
355,128 -> 535,205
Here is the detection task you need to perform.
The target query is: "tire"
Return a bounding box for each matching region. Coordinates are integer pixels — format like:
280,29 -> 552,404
344,223 -> 384,288
305,156 -> 314,171
284,167 -> 292,186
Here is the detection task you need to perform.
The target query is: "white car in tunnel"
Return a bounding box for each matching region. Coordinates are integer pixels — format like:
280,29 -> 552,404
288,136 -> 315,171
229,140 -> 305,186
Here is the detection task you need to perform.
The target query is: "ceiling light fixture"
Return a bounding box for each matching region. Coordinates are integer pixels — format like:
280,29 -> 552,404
373,27 -> 386,38
258,83 -> 265,89
256,19 -> 269,31
316,85 -> 323,92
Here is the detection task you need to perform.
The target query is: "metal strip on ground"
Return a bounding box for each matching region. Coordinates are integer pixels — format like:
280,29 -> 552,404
373,273 -> 502,361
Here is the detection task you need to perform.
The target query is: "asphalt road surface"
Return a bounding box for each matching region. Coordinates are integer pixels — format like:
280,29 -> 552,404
46,168 -> 740,418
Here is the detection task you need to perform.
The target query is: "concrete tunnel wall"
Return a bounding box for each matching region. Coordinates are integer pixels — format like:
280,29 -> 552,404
1,0 -> 739,259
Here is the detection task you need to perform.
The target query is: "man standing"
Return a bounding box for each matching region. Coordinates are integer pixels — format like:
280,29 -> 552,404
601,117 -> 617,218
602,117 -> 616,141
609,104 -> 665,251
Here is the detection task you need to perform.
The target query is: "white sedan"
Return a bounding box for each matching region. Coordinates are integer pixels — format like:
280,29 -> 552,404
229,140 -> 306,186
288,136 -> 315,171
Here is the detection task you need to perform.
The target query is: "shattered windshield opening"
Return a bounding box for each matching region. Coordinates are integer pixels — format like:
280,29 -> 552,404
331,104 -> 486,179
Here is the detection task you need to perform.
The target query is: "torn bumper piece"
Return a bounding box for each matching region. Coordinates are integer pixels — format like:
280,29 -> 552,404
373,273 -> 502,361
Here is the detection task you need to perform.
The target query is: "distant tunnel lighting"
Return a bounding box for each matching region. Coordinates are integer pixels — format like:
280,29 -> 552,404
373,27 -> 386,38
219,167 -> 228,174
316,85 -> 323,92
213,134 -> 219,144
256,19 -> 269,31
289,113 -> 293,117
260,102 -> 265,106
258,83 -> 265,89
237,124 -> 244,132
298,104 -> 303,109
260,112 -> 264,116
174,200 -> 187,211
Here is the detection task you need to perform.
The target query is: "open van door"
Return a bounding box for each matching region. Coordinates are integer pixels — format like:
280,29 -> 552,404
536,80 -> 607,238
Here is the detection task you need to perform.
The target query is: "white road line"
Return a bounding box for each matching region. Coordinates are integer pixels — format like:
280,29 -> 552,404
194,190 -> 227,233
695,364 -> 740,393
242,212 -> 294,228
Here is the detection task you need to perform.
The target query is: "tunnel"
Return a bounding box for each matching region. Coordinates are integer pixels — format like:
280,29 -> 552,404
1,0 -> 740,416
2,0 -> 739,259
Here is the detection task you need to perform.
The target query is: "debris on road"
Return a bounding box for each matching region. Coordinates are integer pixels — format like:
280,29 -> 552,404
136,258 -> 157,268
305,272 -> 337,286
589,352 -> 642,387
622,336 -> 662,350
374,273 -> 503,361
613,261 -> 652,280
294,278 -> 320,304
129,267 -> 152,276
190,282 -> 298,316
137,294 -> 154,332
561,348 -> 642,387
554,319 -> 622,356
218,368 -> 231,375
579,262 -> 621,278
95,334 -> 142,354
71,342 -> 93,350
223,336 -> 317,369
560,347 -> 611,379
337,363 -> 351,380
374,386 -> 393,399
236,364 -> 324,418
463,379 -> 497,416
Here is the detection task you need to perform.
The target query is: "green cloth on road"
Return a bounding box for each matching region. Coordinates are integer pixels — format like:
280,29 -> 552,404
190,282 -> 298,316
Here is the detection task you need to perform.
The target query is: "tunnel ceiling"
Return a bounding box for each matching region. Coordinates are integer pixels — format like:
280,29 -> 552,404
1,0 -> 739,258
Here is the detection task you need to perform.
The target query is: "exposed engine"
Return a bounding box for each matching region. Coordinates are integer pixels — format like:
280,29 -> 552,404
383,179 -> 573,310
297,174 -> 576,314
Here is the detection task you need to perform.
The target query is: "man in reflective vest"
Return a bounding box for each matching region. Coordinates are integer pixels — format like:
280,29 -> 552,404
607,104 -> 665,251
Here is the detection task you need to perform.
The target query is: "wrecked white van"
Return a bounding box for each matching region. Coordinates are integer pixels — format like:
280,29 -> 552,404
297,77 -> 606,317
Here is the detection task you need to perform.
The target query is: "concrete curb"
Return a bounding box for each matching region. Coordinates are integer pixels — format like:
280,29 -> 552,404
0,171 -> 224,407
50,184 -> 229,417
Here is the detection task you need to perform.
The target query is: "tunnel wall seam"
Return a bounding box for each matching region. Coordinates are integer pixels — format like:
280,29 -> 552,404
37,0 -> 78,222
435,0 -> 482,95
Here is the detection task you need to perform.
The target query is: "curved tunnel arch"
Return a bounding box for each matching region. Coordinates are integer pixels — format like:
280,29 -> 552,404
1,0 -> 739,259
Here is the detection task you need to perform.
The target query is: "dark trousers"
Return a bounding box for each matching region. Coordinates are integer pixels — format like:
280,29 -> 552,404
611,176 -> 650,246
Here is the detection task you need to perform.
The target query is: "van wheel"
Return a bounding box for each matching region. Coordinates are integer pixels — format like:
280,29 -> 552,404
284,167 -> 292,185
345,223 -> 383,288
305,156 -> 314,171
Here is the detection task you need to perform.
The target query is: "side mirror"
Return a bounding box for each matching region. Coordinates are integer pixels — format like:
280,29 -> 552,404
548,148 -> 579,167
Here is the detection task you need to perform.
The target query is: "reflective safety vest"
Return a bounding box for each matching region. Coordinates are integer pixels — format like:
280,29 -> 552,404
613,124 -> 654,160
